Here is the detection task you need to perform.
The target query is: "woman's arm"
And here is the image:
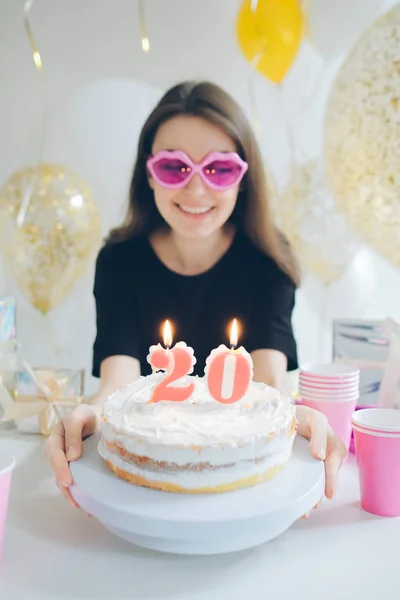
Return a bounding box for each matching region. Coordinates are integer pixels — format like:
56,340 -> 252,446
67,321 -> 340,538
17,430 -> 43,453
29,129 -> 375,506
250,348 -> 288,393
251,348 -> 347,498
88,355 -> 141,415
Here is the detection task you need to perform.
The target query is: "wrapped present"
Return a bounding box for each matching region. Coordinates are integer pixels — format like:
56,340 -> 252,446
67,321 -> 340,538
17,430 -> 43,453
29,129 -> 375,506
333,317 -> 400,408
1,350 -> 84,435
0,296 -> 16,342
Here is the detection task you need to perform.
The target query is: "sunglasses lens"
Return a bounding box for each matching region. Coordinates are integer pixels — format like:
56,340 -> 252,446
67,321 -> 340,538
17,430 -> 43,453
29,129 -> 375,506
203,160 -> 243,188
152,158 -> 191,185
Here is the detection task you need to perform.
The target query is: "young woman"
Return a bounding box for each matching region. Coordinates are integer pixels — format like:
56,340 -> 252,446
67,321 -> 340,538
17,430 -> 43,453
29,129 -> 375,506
45,81 -> 346,507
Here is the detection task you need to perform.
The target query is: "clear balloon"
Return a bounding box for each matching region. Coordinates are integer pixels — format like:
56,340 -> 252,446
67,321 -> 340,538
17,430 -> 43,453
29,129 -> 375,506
324,4 -> 400,272
0,164 -> 101,314
273,160 -> 360,286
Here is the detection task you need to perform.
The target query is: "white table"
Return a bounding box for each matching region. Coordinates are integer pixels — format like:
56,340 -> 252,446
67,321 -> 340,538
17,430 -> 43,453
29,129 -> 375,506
1,430 -> 399,600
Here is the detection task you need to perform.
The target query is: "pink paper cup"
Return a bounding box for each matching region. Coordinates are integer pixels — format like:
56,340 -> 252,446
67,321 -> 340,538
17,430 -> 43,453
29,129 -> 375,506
299,387 -> 359,400
300,396 -> 357,452
0,452 -> 15,565
300,362 -> 360,379
299,378 -> 359,391
352,408 -> 400,517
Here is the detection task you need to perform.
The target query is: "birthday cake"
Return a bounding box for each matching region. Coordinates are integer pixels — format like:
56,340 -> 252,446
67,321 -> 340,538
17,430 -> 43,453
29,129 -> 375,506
97,371 -> 297,494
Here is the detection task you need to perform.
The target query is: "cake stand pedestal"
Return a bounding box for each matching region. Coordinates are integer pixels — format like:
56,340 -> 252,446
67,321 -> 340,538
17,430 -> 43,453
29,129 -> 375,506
70,434 -> 325,555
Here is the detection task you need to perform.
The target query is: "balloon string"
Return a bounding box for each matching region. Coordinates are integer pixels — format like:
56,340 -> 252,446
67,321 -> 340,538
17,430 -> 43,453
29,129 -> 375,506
243,0 -> 297,162
293,56 -> 327,160
138,0 -> 150,53
317,284 -> 330,360
276,82 -> 298,166
17,0 -> 47,229
61,0 -> 151,359
37,308 -> 60,358
247,70 -> 261,137
23,0 -> 43,72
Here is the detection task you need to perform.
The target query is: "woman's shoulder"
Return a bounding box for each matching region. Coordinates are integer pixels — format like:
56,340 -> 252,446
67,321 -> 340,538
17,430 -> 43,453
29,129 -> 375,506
238,233 -> 295,288
95,235 -> 147,270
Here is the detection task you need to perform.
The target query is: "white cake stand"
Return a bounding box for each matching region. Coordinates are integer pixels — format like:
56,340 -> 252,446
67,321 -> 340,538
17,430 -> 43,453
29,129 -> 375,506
70,434 -> 324,555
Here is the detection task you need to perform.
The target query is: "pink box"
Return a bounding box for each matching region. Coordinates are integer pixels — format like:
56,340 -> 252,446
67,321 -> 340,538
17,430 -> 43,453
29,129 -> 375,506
352,408 -> 400,517
0,452 -> 15,565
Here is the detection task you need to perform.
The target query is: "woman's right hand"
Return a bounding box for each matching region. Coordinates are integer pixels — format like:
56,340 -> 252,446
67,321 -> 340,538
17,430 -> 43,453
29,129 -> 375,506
44,404 -> 98,508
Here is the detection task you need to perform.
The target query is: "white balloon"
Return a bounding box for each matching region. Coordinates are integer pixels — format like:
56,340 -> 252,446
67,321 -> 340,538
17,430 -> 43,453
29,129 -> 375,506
45,77 -> 162,232
303,0 -> 386,59
18,77 -> 162,394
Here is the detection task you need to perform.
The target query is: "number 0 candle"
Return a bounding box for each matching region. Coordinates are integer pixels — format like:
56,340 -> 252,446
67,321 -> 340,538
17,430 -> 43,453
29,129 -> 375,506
147,320 -> 196,403
204,319 -> 253,404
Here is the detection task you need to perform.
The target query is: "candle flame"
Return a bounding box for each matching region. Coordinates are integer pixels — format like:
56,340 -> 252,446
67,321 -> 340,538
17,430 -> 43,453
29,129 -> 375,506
163,320 -> 173,348
230,319 -> 239,349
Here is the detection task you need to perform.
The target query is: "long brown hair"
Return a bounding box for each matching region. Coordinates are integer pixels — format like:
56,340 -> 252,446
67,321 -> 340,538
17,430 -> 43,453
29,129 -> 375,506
108,81 -> 300,286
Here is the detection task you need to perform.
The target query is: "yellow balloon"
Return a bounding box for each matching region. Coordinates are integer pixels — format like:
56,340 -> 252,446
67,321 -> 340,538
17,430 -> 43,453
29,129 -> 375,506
236,0 -> 304,83
0,164 -> 102,314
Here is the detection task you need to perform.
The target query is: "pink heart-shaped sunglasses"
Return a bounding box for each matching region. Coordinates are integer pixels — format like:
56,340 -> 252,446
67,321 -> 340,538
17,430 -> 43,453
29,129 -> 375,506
146,150 -> 248,191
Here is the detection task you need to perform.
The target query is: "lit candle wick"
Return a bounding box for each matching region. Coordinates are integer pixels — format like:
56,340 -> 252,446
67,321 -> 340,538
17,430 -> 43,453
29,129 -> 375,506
230,318 -> 238,350
163,319 -> 173,350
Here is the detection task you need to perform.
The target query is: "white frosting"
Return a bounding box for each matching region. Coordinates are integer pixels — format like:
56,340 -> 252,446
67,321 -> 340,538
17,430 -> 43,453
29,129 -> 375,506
101,373 -> 295,449
98,438 -> 294,490
101,423 -> 293,467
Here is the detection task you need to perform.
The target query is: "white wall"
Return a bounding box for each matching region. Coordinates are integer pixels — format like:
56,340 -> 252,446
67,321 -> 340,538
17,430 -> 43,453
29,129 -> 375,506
0,0 -> 399,395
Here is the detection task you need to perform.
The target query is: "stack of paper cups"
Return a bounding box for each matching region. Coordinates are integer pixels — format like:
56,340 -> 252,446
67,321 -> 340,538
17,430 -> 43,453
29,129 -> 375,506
299,363 -> 360,452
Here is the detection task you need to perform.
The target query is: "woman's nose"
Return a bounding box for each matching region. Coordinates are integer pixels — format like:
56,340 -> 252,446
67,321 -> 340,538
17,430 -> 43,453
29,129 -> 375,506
185,172 -> 207,195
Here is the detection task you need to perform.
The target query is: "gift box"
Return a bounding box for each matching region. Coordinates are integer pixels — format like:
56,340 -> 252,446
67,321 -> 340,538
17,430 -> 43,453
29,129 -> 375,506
0,297 -> 18,423
333,317 -> 400,408
0,296 -> 16,342
1,361 -> 84,435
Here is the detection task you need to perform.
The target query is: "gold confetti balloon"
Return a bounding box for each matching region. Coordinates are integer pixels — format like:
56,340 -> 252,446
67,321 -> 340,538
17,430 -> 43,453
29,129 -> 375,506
274,160 -> 360,286
0,164 -> 101,314
324,4 -> 400,270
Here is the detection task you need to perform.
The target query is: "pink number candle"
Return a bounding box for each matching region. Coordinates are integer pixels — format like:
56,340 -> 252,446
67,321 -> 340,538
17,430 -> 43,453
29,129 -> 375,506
205,319 -> 253,404
147,320 -> 196,404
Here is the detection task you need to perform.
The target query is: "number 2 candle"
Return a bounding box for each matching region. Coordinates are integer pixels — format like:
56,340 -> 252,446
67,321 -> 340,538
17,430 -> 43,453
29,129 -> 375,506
147,320 -> 196,403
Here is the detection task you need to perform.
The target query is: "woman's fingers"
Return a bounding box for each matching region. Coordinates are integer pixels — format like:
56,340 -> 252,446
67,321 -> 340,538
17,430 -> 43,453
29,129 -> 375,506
296,404 -> 328,459
64,404 -> 97,462
57,483 -> 80,508
44,422 -> 72,488
324,434 -> 347,499
295,404 -> 347,498
63,414 -> 85,462
45,405 -> 98,509
308,410 -> 329,461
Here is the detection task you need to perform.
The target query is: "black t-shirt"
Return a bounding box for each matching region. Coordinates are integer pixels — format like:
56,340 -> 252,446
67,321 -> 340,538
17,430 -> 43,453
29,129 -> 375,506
92,232 -> 298,377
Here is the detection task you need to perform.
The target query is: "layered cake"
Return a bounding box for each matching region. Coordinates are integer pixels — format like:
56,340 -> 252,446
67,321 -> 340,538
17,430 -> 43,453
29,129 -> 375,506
97,373 -> 297,494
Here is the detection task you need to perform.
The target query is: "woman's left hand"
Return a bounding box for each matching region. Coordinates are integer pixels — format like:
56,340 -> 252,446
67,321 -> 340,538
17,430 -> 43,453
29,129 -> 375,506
296,404 -> 347,499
